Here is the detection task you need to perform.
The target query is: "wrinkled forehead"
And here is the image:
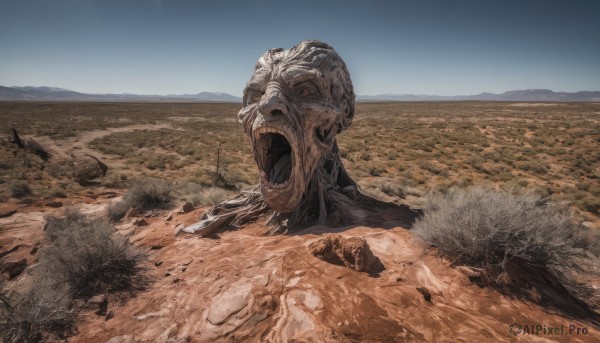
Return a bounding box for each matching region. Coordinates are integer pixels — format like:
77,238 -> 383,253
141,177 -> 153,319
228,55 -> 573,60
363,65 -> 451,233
246,48 -> 342,89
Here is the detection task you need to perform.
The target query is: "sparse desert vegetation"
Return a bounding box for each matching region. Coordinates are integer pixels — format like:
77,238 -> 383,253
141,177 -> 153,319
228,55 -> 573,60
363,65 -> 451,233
414,186 -> 600,312
1,209 -> 144,342
1,101 -> 600,341
107,178 -> 175,221
1,101 -> 599,222
42,209 -> 145,297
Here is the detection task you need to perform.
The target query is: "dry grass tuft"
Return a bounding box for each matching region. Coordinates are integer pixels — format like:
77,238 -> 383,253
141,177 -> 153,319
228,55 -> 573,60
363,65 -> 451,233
107,178 -> 175,221
414,186 -> 600,312
1,209 -> 145,342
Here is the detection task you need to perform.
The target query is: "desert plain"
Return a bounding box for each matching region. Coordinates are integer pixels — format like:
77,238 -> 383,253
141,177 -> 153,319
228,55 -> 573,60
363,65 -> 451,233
1,101 -> 599,342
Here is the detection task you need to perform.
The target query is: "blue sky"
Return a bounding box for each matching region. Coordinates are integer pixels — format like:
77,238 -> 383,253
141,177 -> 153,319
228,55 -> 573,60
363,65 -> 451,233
1,0 -> 599,96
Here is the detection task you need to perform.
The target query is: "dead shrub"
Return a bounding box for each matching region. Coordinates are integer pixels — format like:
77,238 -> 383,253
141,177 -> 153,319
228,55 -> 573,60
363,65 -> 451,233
107,178 -> 174,221
121,178 -> 174,211
380,182 -> 405,198
1,280 -> 77,343
516,160 -> 548,174
190,188 -> 228,207
414,186 -> 600,312
8,181 -> 31,198
577,196 -> 600,215
42,210 -> 145,298
106,199 -> 130,221
1,210 -> 144,342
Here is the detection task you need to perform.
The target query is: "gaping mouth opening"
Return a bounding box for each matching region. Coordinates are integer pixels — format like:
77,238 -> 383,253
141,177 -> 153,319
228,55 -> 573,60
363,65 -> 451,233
257,131 -> 293,189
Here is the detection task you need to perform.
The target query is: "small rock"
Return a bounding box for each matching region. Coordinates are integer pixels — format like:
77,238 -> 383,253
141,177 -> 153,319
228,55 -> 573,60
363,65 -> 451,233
309,234 -> 384,273
135,310 -> 166,321
133,218 -> 148,226
155,261 -> 163,267
153,323 -> 177,343
0,210 -> 17,218
88,294 -> 108,315
95,301 -> 108,316
174,224 -> 184,235
181,202 -> 194,213
124,207 -> 138,218
105,310 -> 114,321
258,294 -> 275,310
181,258 -> 193,266
45,201 -> 63,208
89,294 -> 107,305
1,259 -> 27,279
165,212 -> 173,221
100,191 -> 118,199
181,267 -> 187,272
165,272 -> 171,277
456,265 -> 491,284
30,246 -> 38,255
173,278 -> 181,283
105,335 -> 136,343
150,245 -> 163,250
416,287 -> 432,302
121,227 -> 136,237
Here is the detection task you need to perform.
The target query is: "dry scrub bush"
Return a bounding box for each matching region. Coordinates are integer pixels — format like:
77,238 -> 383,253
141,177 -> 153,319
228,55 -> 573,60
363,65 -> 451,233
380,182 -> 405,198
42,209 -> 145,298
190,188 -> 228,207
1,277 -> 76,342
416,186 -> 582,264
8,181 -> 31,198
415,187 -> 600,312
1,209 -> 144,342
107,178 -> 174,221
121,178 -> 175,210
107,200 -> 129,221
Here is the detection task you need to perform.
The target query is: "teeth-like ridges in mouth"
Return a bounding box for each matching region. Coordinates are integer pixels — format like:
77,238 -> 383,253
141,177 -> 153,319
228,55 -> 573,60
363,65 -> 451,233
265,180 -> 290,189
254,126 -> 285,140
260,169 -> 290,189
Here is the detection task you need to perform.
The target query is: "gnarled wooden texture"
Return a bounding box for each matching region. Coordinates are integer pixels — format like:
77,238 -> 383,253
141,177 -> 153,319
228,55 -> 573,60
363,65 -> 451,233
183,40 -> 418,236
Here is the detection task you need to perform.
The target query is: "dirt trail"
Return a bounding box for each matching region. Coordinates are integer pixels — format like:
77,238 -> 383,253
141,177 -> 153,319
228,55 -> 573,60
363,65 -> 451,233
32,123 -> 176,161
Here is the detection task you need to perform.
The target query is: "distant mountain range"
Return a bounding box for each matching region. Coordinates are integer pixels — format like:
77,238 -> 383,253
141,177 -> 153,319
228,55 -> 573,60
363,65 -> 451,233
1,86 -> 599,102
357,89 -> 600,102
0,86 -> 242,102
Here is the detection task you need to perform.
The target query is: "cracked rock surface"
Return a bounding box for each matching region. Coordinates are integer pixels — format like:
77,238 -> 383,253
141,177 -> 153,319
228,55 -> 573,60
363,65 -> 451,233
3,203 -> 599,342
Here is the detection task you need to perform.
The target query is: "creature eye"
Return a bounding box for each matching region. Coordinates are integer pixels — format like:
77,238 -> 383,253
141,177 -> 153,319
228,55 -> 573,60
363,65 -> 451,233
294,82 -> 318,98
246,90 -> 264,105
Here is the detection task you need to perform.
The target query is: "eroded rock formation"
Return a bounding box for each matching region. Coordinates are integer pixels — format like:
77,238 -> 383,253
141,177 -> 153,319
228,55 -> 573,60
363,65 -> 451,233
308,234 -> 384,274
73,154 -> 109,185
180,40 -> 418,236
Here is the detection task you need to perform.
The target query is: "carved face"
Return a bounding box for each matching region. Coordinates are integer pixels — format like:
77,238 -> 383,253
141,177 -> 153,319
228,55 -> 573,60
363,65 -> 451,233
238,41 -> 355,213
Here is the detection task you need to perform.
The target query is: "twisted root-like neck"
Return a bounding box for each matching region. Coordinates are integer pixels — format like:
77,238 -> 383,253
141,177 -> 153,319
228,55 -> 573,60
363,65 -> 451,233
179,141 -> 419,237
269,141 -> 356,232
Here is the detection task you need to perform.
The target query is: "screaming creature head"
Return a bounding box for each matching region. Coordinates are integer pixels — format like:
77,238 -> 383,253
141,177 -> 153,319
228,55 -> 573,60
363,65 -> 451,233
178,40 -> 418,237
238,40 -> 355,213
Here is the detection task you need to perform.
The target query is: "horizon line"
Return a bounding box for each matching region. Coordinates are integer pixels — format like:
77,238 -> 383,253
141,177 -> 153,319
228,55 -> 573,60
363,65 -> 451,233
3,85 -> 600,98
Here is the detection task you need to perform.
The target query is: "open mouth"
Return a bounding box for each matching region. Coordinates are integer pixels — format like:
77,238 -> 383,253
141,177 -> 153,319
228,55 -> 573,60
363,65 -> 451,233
255,128 -> 293,189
